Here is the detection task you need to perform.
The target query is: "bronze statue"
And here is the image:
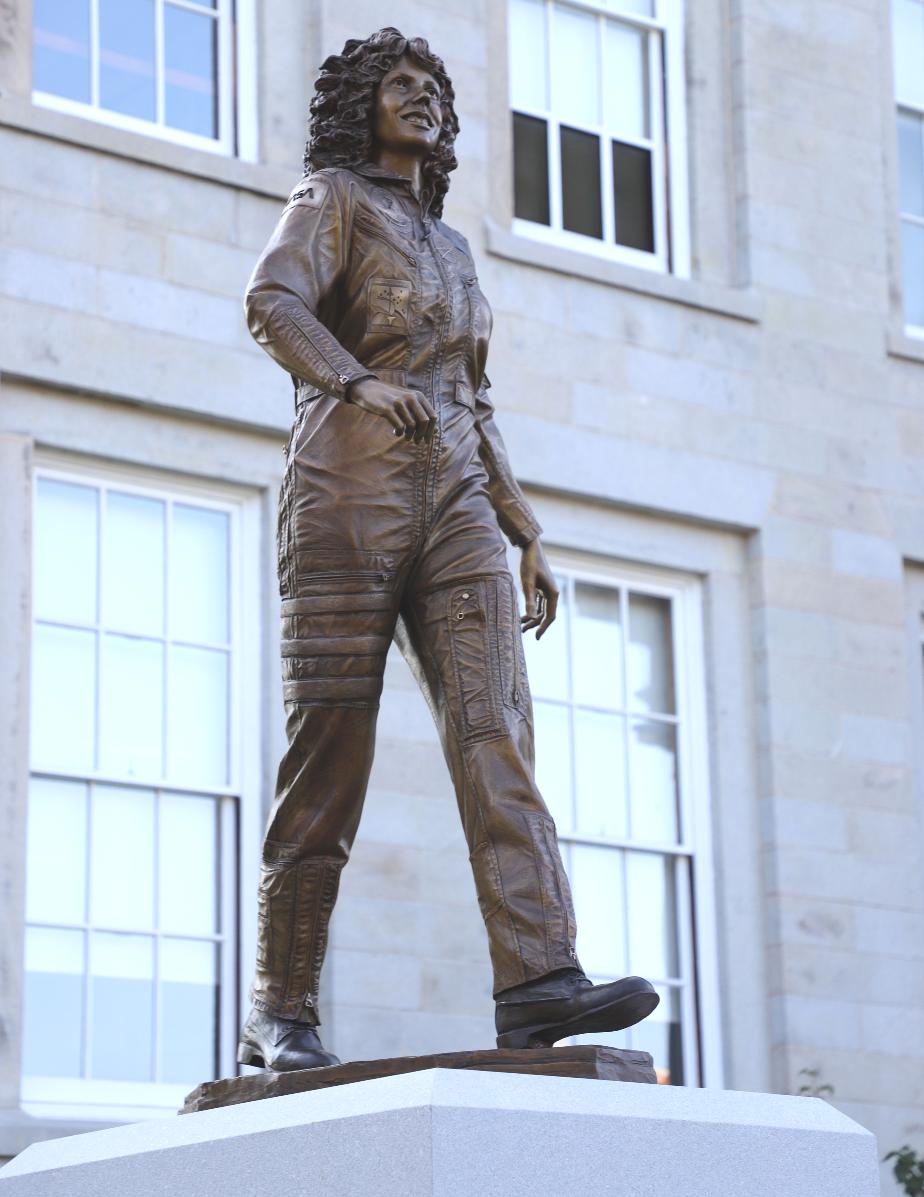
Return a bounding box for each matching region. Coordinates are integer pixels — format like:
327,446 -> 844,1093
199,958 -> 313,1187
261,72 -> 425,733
238,27 -> 658,1072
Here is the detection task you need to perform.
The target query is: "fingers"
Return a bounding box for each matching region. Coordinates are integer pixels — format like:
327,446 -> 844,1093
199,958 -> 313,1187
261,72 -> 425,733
536,586 -> 558,640
390,390 -> 436,442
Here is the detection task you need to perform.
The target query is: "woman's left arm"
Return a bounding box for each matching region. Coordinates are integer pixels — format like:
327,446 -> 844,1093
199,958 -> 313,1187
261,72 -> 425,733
473,382 -> 558,638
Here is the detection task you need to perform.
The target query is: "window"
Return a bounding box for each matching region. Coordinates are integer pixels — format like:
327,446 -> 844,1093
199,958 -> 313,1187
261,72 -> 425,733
31,0 -> 243,154
894,0 -> 924,334
22,468 -> 243,1116
523,556 -> 713,1085
508,0 -> 689,274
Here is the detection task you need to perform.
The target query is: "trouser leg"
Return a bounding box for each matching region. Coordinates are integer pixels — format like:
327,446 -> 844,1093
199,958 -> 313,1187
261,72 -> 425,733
398,569 -> 580,994
251,584 -> 397,1023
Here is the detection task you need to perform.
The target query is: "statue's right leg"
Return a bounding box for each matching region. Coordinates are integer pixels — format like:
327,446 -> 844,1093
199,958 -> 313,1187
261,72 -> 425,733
241,577 -> 400,1069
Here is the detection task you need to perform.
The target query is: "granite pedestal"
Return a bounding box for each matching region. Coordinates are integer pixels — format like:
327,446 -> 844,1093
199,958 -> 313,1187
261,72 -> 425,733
0,1069 -> 879,1196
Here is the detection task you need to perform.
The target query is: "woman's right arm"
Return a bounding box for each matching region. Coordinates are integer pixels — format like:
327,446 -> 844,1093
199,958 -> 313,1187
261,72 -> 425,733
245,172 -> 374,399
245,172 -> 434,439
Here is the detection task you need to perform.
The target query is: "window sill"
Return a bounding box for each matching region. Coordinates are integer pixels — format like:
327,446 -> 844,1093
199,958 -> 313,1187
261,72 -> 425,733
484,218 -> 762,324
0,94 -> 290,200
887,326 -> 924,365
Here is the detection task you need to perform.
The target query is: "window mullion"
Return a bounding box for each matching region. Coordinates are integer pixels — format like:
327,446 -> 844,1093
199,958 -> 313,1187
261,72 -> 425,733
599,15 -> 616,244
89,0 -> 100,108
155,0 -> 166,127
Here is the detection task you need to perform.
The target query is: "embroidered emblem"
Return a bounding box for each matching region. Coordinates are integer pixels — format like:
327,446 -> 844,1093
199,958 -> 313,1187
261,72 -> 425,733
368,280 -> 412,332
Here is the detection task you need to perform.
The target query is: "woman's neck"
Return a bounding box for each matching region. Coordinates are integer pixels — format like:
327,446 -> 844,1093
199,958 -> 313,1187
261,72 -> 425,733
372,147 -> 423,197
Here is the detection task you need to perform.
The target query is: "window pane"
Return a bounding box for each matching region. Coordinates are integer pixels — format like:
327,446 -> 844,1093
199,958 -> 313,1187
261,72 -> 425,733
513,113 -> 551,225
522,576 -> 568,697
90,933 -> 154,1081
573,710 -> 628,838
159,793 -> 218,935
159,939 -> 217,1083
170,505 -> 230,644
625,851 -> 678,978
571,844 -> 627,977
32,0 -> 91,103
532,700 -> 574,833
631,985 -> 684,1085
629,718 -> 679,842
99,634 -> 164,778
90,786 -> 156,930
99,0 -> 155,121
26,778 -> 87,925
30,625 -> 96,773
167,646 -> 229,786
22,928 -> 85,1078
898,111 -> 924,217
902,220 -> 924,328
164,5 -> 218,138
509,0 -> 548,111
103,492 -> 165,636
34,478 -> 98,625
602,0 -> 654,14
561,126 -> 603,238
551,3 -> 600,127
603,21 -> 649,139
572,583 -> 623,708
613,140 -> 655,251
894,0 -> 924,108
628,593 -> 675,714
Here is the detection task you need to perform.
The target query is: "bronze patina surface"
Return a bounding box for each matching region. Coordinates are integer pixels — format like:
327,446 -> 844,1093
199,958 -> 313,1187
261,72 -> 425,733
184,1047 -> 657,1114
238,27 -> 658,1072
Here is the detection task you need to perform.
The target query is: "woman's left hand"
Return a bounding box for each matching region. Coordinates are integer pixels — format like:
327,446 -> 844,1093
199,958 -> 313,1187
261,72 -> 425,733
520,539 -> 558,640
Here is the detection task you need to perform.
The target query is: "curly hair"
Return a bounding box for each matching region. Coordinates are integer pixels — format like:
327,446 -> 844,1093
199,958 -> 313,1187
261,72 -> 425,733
305,27 -> 459,218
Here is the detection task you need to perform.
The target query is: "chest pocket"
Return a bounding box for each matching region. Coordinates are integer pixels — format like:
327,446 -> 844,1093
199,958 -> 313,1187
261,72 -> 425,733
367,278 -> 413,335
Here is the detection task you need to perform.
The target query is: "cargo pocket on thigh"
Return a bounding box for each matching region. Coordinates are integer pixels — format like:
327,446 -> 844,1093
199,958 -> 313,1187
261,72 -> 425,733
447,581 -> 504,743
495,574 -> 531,715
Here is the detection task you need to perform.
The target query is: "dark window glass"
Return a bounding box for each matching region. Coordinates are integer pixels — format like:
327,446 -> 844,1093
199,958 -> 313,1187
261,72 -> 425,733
33,0 -> 91,103
560,125 -> 602,239
165,5 -> 218,139
99,0 -> 156,121
612,140 -> 655,252
513,112 -> 550,226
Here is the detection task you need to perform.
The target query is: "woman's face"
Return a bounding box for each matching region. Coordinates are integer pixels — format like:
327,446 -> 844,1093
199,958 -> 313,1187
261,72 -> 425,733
373,55 -> 443,158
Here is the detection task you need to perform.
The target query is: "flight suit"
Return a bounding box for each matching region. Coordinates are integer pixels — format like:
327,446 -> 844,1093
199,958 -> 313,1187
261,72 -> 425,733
245,162 -> 580,1025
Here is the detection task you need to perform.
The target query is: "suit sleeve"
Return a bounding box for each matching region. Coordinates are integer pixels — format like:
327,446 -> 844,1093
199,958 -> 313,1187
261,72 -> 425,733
474,377 -> 542,548
244,173 -> 375,399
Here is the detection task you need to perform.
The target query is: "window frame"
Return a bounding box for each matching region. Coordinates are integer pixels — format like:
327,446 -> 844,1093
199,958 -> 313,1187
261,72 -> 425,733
508,0 -> 691,278
21,457 -> 261,1121
31,0 -> 258,160
894,0 -> 924,337
524,548 -> 721,1086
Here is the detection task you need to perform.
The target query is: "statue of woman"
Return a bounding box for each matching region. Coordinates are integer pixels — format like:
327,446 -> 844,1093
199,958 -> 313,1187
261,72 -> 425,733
238,27 -> 658,1071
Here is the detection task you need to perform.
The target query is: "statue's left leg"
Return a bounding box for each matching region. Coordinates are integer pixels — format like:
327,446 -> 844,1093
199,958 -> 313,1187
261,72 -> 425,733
398,475 -> 658,1046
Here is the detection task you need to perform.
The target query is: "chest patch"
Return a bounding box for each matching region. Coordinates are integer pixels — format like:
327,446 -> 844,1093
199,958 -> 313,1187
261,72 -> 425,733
368,279 -> 412,333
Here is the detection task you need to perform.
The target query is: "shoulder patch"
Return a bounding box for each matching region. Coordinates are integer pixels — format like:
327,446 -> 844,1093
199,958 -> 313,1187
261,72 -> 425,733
285,176 -> 330,211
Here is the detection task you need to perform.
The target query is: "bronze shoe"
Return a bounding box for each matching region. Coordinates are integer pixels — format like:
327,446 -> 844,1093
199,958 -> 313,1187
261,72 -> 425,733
495,970 -> 659,1049
237,1006 -> 341,1071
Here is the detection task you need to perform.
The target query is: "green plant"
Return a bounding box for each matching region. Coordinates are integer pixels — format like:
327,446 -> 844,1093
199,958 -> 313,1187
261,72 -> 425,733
884,1146 -> 924,1196
796,1067 -> 834,1100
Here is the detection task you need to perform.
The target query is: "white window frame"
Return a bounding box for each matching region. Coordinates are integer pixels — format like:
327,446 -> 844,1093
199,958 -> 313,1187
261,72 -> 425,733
894,0 -> 924,337
530,549 -> 722,1086
509,0 -> 690,277
22,455 -> 262,1121
31,0 -> 258,160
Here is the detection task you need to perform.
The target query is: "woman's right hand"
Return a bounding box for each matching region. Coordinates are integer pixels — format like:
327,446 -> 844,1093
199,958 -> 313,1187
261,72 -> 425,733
347,378 -> 436,443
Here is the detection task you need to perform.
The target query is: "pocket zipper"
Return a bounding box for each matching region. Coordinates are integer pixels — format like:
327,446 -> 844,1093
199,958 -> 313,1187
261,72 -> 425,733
353,213 -> 418,267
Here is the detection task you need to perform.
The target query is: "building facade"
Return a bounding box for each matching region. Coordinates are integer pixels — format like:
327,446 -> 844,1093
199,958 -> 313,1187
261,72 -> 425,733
1,0 -> 922,1189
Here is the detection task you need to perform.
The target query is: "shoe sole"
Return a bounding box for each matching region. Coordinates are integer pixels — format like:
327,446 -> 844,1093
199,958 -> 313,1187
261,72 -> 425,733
237,1043 -> 266,1068
495,987 -> 660,1050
